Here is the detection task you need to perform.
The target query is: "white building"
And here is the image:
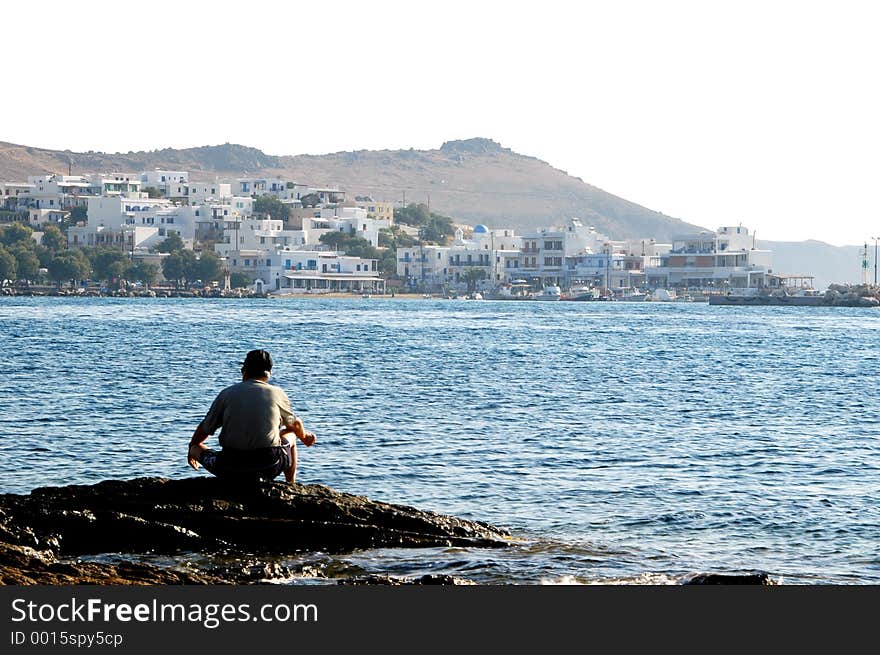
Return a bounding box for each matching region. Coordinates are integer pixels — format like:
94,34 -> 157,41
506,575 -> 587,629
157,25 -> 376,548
187,181 -> 232,204
68,196 -> 192,250
446,225 -> 521,288
28,208 -> 69,227
140,170 -> 189,198
223,246 -> 381,294
645,225 -> 773,290
214,217 -> 306,258
311,206 -> 383,246
517,218 -> 611,288
397,244 -> 450,287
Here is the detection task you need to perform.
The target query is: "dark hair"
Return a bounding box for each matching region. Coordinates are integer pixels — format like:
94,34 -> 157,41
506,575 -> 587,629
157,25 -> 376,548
241,349 -> 273,378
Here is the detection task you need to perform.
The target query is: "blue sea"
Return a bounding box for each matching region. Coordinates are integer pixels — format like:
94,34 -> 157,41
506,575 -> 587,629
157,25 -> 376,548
1,296 -> 878,584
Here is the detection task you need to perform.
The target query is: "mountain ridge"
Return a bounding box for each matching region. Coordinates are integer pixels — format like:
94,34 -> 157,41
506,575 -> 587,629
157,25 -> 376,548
0,139 -> 861,287
0,138 -> 704,241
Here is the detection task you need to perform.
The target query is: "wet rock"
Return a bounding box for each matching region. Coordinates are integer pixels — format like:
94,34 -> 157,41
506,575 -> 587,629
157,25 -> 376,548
682,572 -> 776,585
0,542 -> 220,585
338,574 -> 476,585
0,477 -> 510,584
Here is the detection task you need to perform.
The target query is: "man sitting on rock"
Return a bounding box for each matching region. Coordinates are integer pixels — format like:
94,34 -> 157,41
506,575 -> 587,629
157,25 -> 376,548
187,349 -> 316,483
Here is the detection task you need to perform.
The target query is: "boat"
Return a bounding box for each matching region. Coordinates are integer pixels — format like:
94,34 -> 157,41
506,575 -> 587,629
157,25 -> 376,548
651,289 -> 677,302
533,285 -> 562,301
617,290 -> 649,302
486,283 -> 531,300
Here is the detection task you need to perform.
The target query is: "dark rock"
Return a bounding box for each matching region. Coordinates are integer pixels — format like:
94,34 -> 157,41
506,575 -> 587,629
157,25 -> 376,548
682,572 -> 776,585
338,574 -> 475,586
0,542 -> 220,585
0,477 -> 510,585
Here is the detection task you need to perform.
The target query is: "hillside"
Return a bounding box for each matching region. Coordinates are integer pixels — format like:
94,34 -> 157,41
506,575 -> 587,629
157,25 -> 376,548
0,138 -> 704,241
0,139 -> 862,288
758,240 -> 863,290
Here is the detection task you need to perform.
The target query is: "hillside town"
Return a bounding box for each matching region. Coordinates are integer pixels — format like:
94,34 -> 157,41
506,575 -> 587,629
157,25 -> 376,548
0,169 -> 808,299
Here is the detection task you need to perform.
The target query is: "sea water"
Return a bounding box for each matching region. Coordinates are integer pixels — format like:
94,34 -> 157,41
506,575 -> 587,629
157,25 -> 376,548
1,296 -> 878,584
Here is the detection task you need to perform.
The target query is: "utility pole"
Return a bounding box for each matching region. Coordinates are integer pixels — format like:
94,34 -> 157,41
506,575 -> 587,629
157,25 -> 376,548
605,243 -> 611,294
874,237 -> 879,286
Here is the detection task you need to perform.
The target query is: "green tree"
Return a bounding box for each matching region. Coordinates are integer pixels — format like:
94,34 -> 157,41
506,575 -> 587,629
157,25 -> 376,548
0,246 -> 17,282
253,195 -> 290,221
130,261 -> 159,288
40,224 -> 67,253
379,249 -> 398,277
230,272 -> 252,288
90,248 -> 131,284
394,203 -> 431,226
299,193 -> 321,208
142,186 -> 163,199
319,232 -> 380,260
162,249 -> 198,288
12,245 -> 40,281
421,215 -> 455,244
162,251 -> 184,288
47,250 -> 90,287
155,232 -> 185,253
196,251 -> 222,283
462,268 -> 487,293
68,205 -> 88,224
0,223 -> 33,248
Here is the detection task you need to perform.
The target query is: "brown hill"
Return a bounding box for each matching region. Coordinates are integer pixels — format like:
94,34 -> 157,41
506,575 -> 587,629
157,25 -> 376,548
0,138 -> 705,240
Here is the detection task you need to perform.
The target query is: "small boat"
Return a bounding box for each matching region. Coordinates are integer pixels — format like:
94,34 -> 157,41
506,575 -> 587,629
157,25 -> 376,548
533,285 -> 562,301
618,290 -> 649,302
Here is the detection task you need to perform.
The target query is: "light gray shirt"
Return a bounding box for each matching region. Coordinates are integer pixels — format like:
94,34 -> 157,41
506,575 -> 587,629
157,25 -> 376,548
199,379 -> 297,450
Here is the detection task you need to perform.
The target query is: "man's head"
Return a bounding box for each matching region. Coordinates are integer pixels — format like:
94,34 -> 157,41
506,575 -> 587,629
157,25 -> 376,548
240,349 -> 273,379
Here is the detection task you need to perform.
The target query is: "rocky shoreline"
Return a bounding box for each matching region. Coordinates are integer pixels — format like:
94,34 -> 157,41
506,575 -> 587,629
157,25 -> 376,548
0,477 -> 777,585
0,477 -> 510,585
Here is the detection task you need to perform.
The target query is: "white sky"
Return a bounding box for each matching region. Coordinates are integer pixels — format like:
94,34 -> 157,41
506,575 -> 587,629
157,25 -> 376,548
4,0 -> 878,246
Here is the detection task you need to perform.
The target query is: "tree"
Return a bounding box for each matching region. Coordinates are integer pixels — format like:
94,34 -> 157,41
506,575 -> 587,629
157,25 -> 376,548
299,193 -> 321,208
130,261 -> 159,288
155,232 -> 185,253
318,232 -> 380,260
68,206 -> 88,224
48,251 -> 90,287
379,249 -> 398,277
253,195 -> 290,221
394,203 -> 431,226
40,224 -> 67,253
462,268 -> 487,293
0,246 -> 16,283
142,186 -> 163,199
12,245 -> 40,281
162,251 -> 184,289
393,204 -> 455,244
196,251 -> 222,284
230,272 -> 252,288
0,223 -> 33,248
90,248 -> 131,284
162,249 -> 198,288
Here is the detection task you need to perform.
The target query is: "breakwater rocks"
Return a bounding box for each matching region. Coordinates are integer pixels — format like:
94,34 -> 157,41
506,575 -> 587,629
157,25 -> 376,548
1,287 -> 263,298
0,477 -> 511,585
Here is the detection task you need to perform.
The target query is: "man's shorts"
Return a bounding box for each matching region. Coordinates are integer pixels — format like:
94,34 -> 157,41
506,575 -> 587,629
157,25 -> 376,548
199,438 -> 292,481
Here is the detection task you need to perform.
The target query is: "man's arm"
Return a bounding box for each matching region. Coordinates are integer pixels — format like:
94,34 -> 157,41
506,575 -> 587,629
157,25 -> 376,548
187,424 -> 211,470
281,417 -> 316,447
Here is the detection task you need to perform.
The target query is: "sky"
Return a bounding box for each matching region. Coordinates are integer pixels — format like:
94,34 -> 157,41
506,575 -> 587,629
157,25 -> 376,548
4,0 -> 879,246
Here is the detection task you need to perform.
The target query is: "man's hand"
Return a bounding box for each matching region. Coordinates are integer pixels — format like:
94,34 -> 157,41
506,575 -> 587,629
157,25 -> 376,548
187,443 -> 202,470
300,431 -> 316,447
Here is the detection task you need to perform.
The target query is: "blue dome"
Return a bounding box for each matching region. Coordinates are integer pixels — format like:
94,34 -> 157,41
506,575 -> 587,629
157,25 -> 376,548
473,224 -> 489,234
